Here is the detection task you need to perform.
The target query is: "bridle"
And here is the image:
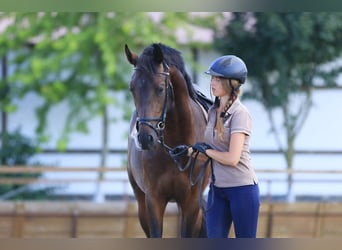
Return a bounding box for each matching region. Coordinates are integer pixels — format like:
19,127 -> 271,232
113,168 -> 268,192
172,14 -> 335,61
135,61 -> 173,151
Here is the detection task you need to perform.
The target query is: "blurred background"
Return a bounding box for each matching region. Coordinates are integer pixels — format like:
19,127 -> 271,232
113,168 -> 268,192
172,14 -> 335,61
0,12 -> 342,238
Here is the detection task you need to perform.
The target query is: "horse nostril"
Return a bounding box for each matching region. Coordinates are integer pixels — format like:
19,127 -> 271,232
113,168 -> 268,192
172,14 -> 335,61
138,133 -> 155,149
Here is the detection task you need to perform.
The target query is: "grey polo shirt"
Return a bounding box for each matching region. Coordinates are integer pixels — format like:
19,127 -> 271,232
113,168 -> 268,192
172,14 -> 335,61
204,99 -> 258,188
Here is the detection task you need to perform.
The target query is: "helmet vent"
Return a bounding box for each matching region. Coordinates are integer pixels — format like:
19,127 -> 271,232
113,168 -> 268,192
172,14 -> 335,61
221,57 -> 233,66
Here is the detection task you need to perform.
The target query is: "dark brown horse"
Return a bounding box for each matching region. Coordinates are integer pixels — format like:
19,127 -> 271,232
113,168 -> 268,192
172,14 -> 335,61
125,43 -> 210,238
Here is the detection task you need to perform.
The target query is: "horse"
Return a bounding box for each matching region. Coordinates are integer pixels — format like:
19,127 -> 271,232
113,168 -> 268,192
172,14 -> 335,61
125,43 -> 211,238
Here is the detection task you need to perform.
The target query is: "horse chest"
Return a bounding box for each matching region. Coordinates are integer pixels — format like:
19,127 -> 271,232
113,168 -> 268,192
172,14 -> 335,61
130,152 -> 179,191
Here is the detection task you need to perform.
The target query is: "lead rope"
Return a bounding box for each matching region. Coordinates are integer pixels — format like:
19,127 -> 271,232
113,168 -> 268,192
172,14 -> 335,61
168,146 -> 216,212
190,155 -> 215,212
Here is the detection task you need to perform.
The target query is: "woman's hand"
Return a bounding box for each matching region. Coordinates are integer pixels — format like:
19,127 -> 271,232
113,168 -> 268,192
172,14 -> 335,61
192,142 -> 212,155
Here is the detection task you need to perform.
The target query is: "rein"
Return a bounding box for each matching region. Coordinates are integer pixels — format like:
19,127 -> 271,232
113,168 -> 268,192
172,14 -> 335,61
169,145 -> 215,212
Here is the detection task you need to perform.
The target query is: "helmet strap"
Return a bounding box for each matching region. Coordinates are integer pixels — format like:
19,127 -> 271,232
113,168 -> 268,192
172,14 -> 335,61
214,96 -> 220,107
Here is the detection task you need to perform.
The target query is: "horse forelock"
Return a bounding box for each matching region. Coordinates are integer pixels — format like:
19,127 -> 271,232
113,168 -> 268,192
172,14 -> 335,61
136,43 -> 197,100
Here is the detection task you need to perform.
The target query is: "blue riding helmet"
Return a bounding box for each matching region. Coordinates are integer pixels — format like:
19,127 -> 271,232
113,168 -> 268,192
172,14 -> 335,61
205,55 -> 248,84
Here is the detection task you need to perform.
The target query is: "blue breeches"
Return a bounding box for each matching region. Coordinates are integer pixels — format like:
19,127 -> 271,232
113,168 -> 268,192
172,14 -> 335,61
206,184 -> 260,238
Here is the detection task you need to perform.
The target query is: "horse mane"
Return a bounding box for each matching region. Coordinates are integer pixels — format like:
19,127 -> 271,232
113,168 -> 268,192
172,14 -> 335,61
137,43 -> 198,100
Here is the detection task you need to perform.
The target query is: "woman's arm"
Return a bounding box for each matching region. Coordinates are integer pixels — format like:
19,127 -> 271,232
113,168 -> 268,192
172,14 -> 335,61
205,132 -> 245,167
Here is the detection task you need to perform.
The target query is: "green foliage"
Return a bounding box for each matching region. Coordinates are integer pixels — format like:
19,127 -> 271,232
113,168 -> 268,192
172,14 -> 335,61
0,12 -> 218,150
214,12 -> 342,141
0,130 -> 37,165
0,130 -> 54,200
214,13 -> 342,108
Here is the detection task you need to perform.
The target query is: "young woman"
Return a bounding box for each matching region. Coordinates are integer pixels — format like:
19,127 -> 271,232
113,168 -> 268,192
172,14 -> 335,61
192,55 -> 260,238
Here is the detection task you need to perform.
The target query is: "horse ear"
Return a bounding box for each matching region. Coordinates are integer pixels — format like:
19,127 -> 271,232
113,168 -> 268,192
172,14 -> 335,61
152,43 -> 164,64
125,44 -> 138,66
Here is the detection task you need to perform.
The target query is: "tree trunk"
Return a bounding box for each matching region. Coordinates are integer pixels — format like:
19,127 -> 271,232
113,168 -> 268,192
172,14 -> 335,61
283,103 -> 296,202
93,105 -> 109,202
1,55 -> 8,165
286,135 -> 295,202
191,47 -> 199,84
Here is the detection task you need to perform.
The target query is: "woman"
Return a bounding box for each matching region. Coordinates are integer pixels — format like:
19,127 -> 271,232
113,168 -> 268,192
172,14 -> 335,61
192,55 -> 260,238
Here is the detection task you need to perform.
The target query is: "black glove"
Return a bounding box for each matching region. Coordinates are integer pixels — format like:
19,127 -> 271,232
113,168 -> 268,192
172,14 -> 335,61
169,145 -> 189,161
192,142 -> 212,155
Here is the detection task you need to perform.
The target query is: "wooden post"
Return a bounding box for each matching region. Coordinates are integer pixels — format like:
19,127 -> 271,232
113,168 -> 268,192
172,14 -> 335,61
313,203 -> 323,238
13,202 -> 25,238
70,205 -> 79,238
265,203 -> 274,238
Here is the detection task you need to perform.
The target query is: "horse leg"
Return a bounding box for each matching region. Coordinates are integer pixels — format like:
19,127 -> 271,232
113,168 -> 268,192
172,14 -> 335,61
145,194 -> 168,238
127,173 -> 150,237
134,188 -> 151,237
179,196 -> 205,238
198,198 -> 208,237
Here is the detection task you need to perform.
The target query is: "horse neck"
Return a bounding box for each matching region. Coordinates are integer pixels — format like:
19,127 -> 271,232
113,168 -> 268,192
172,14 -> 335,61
165,69 -> 197,145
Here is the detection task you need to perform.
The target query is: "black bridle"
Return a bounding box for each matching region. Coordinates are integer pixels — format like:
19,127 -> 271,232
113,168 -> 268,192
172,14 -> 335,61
135,61 -> 173,151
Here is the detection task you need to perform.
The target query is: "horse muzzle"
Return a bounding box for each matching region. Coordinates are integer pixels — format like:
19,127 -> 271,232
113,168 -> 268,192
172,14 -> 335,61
135,118 -> 164,150
137,131 -> 156,150
138,132 -> 154,150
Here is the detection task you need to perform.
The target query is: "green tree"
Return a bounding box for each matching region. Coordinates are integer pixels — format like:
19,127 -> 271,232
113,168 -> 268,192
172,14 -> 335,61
1,12 -> 219,150
0,12 -> 220,200
0,130 -> 55,200
214,12 -> 342,201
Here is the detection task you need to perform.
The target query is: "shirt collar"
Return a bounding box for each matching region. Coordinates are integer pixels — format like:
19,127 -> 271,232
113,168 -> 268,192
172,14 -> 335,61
226,98 -> 240,116
208,98 -> 241,118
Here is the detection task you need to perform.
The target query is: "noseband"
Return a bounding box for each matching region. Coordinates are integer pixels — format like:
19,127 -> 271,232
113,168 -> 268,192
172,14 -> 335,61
135,61 -> 173,151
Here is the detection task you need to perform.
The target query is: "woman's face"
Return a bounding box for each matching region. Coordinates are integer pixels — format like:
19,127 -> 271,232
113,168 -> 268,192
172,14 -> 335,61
210,76 -> 227,97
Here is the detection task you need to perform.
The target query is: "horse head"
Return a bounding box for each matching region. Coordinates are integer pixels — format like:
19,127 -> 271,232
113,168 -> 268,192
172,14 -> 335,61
125,43 -> 174,150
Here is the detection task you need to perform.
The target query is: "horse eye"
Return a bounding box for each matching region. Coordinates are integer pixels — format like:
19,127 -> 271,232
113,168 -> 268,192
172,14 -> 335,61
129,84 -> 134,92
157,86 -> 164,96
